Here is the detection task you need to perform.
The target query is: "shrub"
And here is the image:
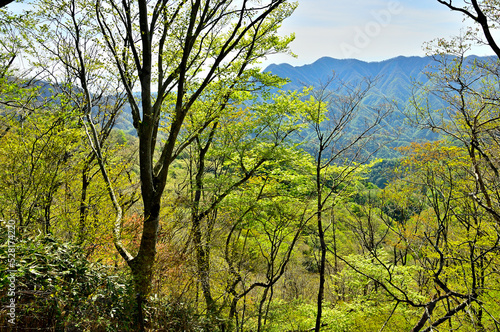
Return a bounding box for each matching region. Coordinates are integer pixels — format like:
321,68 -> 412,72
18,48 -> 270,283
0,226 -> 136,331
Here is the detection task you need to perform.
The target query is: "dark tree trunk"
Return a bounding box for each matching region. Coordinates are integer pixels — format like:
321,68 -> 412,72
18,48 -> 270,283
128,204 -> 160,331
315,156 -> 326,332
78,168 -> 89,243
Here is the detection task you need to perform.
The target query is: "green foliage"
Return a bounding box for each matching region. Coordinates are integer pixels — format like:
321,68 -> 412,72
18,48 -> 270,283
0,102 -> 82,233
0,225 -> 136,331
366,158 -> 400,188
2,0 -> 500,331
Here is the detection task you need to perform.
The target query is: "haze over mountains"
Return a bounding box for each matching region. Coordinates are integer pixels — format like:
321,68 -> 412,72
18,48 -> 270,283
263,55 -> 493,153
263,56 -> 440,151
116,55 -> 492,151
264,55 -> 433,96
263,55 -> 458,112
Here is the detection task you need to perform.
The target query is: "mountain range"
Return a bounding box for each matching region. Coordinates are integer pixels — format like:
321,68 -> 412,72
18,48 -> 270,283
263,56 -> 439,151
115,55 -> 491,152
263,55 -> 493,154
264,55 -> 433,96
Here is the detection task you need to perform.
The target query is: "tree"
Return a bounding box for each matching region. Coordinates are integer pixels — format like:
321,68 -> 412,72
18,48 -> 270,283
302,76 -> 392,331
432,1 -> 500,223
0,103 -> 81,234
0,8 -> 88,234
0,8 -> 33,140
437,0 -> 500,59
0,1 -> 15,9
388,142 -> 499,331
400,4 -> 500,326
224,168 -> 309,332
181,85 -> 306,327
95,0 -> 296,328
17,0 -> 139,249
327,3 -> 500,329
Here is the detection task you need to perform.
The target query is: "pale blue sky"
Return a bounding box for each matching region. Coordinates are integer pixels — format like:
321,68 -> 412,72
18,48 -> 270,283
263,0 -> 495,66
7,0 -> 494,67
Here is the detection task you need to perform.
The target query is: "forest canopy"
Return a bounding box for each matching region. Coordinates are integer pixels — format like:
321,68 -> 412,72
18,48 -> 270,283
0,1 -> 500,332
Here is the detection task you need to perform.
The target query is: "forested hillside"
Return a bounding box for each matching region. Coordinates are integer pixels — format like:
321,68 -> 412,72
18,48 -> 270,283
265,56 -> 433,93
265,55 -> 496,152
0,1 -> 499,332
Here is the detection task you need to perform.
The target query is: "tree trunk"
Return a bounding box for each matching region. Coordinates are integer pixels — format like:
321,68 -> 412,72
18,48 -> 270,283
128,208 -> 160,331
257,286 -> 270,332
78,168 -> 89,244
193,214 -> 216,317
315,160 -> 326,332
315,209 -> 327,332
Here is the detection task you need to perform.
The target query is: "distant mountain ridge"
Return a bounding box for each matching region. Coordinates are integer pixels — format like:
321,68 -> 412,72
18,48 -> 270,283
264,56 -> 432,92
263,55 -> 494,154
263,55 -> 492,105
115,56 -> 494,150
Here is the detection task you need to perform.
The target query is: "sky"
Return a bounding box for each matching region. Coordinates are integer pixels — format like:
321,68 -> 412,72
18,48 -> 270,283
7,0 -> 496,68
262,0 -> 496,67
